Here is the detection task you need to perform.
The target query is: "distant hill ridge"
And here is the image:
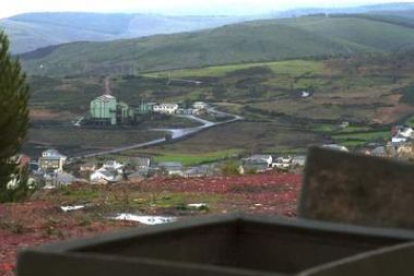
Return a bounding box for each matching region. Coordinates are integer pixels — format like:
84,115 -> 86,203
0,12 -> 250,54
3,2 -> 414,54
19,13 -> 414,77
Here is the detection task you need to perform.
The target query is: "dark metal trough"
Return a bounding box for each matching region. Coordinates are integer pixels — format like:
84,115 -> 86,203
17,214 -> 414,276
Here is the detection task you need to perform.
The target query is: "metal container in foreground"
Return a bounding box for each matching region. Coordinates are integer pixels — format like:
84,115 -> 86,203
18,214 -> 414,276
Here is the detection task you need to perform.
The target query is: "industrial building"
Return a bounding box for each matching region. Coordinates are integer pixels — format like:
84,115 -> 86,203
90,95 -> 117,125
90,95 -> 134,125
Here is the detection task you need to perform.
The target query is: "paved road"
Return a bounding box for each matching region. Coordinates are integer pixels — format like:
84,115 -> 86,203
71,109 -> 242,160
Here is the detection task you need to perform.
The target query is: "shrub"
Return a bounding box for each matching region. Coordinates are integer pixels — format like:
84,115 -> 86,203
220,161 -> 240,176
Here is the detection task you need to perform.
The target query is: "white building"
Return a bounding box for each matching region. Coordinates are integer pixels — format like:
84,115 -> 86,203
321,144 -> 349,152
272,156 -> 292,169
38,149 -> 67,172
193,101 -> 209,109
392,136 -> 407,144
398,127 -> 414,138
103,160 -> 124,170
90,168 -> 119,183
153,103 -> 179,114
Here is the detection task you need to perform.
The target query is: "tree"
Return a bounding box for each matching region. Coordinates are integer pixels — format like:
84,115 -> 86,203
0,31 -> 30,202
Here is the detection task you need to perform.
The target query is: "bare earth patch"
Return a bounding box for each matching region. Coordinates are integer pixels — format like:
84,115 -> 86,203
373,95 -> 414,124
30,109 -> 75,121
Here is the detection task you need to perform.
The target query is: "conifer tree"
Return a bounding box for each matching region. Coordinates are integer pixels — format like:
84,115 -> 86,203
0,31 -> 30,202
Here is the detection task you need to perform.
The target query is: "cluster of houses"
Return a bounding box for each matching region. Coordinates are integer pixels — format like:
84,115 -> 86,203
84,159 -> 224,183
88,92 -> 210,126
240,154 -> 306,173
11,124 -> 414,190
322,125 -> 414,160
83,153 -> 306,184
11,147 -> 307,189
359,125 -> 414,159
152,101 -> 209,115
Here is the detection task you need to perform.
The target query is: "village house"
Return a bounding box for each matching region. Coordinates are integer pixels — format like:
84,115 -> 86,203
391,125 -> 414,145
242,155 -> 273,167
158,161 -> 185,177
193,108 -> 208,116
80,162 -> 97,172
392,136 -> 407,144
321,144 -> 349,152
153,103 -> 179,114
88,160 -> 126,183
38,149 -> 67,172
185,165 -> 213,178
103,160 -> 124,170
392,125 -> 414,138
128,157 -> 151,169
193,101 -> 209,109
241,155 -> 273,172
272,156 -> 292,170
90,168 -> 119,183
41,170 -> 76,189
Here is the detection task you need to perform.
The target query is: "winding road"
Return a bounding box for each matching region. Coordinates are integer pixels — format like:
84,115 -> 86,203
73,108 -> 243,159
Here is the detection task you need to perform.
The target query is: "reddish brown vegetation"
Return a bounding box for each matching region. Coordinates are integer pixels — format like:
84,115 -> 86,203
142,172 -> 300,216
0,172 -> 301,276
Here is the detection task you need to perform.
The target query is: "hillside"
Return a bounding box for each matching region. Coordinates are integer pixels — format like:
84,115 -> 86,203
0,12 -> 247,54
20,14 -> 414,77
25,51 -> 414,156
3,3 -> 414,54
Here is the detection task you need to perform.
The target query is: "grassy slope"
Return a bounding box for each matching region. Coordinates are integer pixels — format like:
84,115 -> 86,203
22,15 -> 414,77
146,60 -> 325,78
285,16 -> 414,51
20,23 -> 353,76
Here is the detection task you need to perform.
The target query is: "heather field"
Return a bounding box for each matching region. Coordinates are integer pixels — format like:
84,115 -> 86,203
0,172 -> 301,276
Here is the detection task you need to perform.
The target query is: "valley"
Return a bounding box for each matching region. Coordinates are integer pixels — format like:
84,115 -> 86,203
24,53 -> 414,159
4,3 -> 414,275
17,11 -> 414,162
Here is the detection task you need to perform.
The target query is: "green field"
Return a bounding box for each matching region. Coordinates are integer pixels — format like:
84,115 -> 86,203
152,149 -> 242,166
146,60 -> 325,78
332,130 -> 390,145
